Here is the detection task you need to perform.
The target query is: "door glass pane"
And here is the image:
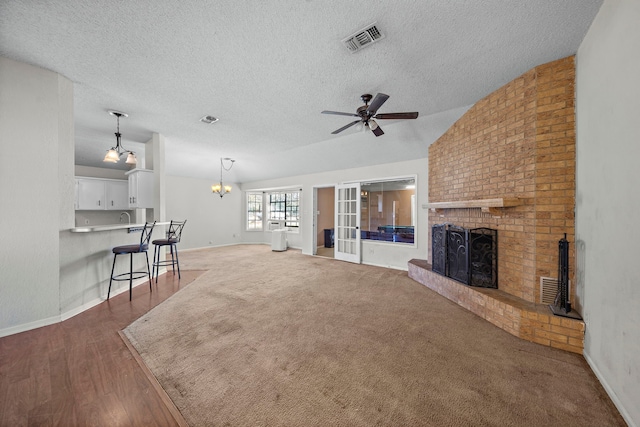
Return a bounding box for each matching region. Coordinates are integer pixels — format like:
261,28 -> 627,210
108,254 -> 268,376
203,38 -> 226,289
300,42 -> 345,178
335,183 -> 361,263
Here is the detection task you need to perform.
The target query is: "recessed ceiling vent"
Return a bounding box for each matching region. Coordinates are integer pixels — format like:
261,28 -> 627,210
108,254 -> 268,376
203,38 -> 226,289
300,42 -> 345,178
200,115 -> 219,124
342,22 -> 384,53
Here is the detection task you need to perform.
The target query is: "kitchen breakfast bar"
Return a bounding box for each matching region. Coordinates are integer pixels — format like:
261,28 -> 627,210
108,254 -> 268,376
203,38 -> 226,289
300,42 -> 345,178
59,222 -> 170,317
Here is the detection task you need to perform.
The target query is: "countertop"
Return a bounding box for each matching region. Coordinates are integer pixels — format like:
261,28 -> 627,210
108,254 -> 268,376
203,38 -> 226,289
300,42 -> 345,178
70,221 -> 171,233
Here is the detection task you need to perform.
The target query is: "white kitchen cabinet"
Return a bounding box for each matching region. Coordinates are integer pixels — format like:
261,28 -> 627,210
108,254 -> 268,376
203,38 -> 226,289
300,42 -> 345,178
106,180 -> 128,210
75,177 -> 129,210
76,178 -> 106,210
126,169 -> 154,209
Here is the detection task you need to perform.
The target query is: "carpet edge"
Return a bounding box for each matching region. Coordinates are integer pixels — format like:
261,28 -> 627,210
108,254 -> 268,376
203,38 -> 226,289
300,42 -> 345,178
118,330 -> 190,427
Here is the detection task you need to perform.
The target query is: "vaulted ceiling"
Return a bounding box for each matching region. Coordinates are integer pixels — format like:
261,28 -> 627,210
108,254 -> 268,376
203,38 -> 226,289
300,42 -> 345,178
0,1 -> 602,183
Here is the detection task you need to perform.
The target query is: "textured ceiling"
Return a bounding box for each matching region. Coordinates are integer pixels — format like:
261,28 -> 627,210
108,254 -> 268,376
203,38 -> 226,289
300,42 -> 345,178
0,1 -> 602,183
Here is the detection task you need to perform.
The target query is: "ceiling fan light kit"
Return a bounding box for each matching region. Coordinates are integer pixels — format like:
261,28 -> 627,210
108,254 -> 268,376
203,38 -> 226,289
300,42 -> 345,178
321,93 -> 418,137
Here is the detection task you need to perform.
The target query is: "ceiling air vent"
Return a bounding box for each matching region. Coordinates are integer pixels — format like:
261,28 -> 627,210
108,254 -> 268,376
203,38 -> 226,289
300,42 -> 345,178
342,22 -> 384,53
200,115 -> 219,124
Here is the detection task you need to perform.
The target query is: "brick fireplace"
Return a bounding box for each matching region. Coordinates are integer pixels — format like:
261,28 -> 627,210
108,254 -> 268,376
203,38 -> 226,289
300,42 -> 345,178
408,56 -> 585,353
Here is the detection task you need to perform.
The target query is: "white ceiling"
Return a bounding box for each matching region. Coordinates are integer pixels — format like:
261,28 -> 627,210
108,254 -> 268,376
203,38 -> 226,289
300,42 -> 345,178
0,1 -> 602,183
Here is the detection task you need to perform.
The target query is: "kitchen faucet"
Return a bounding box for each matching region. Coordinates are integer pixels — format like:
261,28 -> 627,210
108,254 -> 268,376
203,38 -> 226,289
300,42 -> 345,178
119,211 -> 131,224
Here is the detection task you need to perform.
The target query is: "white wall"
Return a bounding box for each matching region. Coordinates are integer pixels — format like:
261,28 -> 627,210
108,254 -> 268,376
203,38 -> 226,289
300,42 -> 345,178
75,165 -> 128,180
241,158 -> 429,270
165,175 -> 243,250
0,56 -> 74,334
576,1 -> 640,425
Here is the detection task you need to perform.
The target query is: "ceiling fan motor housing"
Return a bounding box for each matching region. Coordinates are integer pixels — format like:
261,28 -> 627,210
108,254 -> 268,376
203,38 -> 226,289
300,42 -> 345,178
357,105 -> 370,119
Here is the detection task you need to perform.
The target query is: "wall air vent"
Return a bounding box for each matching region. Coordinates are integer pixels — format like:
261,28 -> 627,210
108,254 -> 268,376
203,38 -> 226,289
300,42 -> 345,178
540,276 -> 572,304
540,277 -> 557,304
342,22 -> 384,53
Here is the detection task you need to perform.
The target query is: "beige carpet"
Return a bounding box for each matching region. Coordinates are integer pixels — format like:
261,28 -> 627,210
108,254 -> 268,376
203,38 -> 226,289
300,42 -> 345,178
123,245 -> 624,426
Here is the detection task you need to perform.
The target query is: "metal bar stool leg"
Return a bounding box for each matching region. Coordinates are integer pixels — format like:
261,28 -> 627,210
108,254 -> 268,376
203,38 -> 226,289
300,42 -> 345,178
107,254 -> 117,300
145,251 -> 152,291
169,245 -> 176,274
153,243 -> 159,283
174,244 -> 181,279
151,243 -> 157,283
129,253 -> 134,301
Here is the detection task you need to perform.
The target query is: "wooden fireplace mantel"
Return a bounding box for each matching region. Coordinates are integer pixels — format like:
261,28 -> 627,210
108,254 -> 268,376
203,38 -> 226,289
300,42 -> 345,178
425,198 -> 523,216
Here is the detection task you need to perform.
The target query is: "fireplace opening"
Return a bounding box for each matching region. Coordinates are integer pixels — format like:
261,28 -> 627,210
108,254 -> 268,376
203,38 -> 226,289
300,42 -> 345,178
432,224 -> 497,288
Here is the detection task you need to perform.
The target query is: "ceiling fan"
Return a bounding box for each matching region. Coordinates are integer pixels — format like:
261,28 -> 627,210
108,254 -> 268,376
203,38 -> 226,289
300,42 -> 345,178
321,93 -> 419,137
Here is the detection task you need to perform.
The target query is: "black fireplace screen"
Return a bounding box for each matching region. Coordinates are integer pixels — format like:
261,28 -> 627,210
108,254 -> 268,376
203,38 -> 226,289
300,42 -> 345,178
432,224 -> 447,276
432,224 -> 498,288
447,225 -> 470,284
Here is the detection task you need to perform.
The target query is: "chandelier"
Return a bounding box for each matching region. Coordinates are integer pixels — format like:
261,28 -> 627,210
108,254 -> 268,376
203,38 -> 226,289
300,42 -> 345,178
212,157 -> 235,197
103,110 -> 137,165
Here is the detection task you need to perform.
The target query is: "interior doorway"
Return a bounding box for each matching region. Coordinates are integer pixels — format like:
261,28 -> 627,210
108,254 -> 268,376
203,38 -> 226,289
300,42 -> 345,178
315,186 -> 335,258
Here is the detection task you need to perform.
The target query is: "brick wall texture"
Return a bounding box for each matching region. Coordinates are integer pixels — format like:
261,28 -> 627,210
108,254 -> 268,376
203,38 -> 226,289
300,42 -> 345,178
428,56 -> 576,304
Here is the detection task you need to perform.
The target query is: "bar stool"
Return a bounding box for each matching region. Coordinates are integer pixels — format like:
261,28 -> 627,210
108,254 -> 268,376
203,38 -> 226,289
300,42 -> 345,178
107,221 -> 156,301
152,220 -> 186,283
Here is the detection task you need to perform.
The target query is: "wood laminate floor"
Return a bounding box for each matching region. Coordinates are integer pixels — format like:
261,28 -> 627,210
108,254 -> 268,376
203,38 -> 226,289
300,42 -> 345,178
315,246 -> 334,258
0,270 -> 204,426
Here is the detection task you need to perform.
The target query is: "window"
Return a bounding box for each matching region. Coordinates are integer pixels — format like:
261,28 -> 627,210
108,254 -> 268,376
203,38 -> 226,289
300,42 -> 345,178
269,191 -> 300,228
246,193 -> 263,231
360,178 -> 415,244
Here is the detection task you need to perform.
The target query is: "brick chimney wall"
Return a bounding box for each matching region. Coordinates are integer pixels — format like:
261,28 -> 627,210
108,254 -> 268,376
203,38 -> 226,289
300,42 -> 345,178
428,56 -> 575,304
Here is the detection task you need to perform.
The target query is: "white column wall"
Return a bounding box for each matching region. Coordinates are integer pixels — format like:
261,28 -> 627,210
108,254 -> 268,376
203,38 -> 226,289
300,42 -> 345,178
576,1 -> 640,425
165,175 -> 243,250
0,56 -> 74,334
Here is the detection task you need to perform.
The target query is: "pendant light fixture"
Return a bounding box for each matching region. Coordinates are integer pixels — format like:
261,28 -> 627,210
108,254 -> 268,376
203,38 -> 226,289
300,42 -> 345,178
103,110 -> 137,165
212,157 -> 235,197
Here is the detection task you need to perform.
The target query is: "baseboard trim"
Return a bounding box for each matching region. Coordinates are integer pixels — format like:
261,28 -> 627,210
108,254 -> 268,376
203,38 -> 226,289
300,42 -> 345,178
181,242 -> 263,252
0,314 -> 61,338
583,351 -> 636,427
181,242 -> 303,252
61,274 -> 162,322
1,272 -> 167,338
362,260 -> 408,272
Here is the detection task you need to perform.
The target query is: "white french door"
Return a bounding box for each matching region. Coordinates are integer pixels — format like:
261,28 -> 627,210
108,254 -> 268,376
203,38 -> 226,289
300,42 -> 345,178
334,183 -> 361,264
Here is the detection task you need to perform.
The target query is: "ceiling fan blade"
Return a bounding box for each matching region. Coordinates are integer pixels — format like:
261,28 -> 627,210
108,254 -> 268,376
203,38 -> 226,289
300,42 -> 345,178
321,110 -> 359,117
366,93 -> 390,115
371,125 -> 385,137
374,112 -> 419,120
331,120 -> 361,134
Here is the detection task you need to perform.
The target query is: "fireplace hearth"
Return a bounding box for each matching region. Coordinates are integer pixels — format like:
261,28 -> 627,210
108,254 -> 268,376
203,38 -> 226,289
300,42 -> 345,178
432,224 -> 497,288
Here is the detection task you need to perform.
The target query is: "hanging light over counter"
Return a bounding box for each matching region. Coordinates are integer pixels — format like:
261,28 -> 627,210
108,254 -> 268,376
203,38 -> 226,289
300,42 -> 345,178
103,110 -> 137,165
